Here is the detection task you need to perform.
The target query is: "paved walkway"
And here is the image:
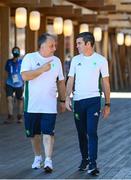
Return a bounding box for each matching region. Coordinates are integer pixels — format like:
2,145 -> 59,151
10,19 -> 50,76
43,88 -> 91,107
0,97 -> 131,179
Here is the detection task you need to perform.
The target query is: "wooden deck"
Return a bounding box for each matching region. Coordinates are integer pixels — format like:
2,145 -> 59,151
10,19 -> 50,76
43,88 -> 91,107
0,97 -> 131,179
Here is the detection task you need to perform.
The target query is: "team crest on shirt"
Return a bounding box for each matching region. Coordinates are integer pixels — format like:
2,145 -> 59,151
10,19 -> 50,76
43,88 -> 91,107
37,62 -> 40,66
77,63 -> 82,66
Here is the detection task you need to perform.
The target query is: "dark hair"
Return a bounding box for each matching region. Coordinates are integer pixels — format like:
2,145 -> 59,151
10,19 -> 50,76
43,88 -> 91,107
12,46 -> 20,58
12,46 -> 20,54
38,33 -> 54,48
76,32 -> 95,47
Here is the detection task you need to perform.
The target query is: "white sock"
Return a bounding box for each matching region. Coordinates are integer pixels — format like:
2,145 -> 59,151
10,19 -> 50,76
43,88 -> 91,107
45,157 -> 51,161
35,155 -> 42,160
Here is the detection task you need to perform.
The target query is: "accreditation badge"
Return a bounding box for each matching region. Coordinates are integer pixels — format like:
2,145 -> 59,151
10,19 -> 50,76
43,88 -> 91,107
12,74 -> 19,83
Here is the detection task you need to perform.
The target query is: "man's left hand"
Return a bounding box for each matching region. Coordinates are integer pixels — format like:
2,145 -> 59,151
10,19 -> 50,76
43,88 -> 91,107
102,106 -> 110,119
59,102 -> 66,113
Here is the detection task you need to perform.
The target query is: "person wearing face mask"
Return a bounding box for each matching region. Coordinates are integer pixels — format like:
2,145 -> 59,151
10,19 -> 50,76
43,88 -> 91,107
4,46 -> 24,124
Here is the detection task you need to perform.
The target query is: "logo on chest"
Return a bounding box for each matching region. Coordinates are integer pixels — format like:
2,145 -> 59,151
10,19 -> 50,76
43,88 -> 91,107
36,62 -> 40,66
77,63 -> 82,66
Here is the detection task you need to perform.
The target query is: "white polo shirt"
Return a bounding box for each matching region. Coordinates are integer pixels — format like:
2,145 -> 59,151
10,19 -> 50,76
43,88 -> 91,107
21,52 -> 64,113
68,52 -> 109,100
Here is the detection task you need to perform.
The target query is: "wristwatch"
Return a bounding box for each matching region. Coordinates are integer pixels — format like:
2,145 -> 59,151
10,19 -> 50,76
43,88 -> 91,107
60,100 -> 65,103
105,103 -> 110,107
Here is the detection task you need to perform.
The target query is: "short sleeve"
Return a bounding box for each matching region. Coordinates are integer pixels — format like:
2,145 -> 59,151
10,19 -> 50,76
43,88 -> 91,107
68,58 -> 76,77
20,54 -> 32,73
58,59 -> 64,81
100,59 -> 109,78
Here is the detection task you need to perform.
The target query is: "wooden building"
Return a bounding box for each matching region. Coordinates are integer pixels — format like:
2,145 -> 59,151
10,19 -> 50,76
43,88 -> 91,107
0,0 -> 131,114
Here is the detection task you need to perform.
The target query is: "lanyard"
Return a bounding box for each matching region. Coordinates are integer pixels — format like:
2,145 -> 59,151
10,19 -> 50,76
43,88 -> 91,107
10,65 -> 13,74
10,61 -> 19,74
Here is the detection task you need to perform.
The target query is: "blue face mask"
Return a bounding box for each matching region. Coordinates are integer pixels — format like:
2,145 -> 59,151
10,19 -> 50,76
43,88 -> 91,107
12,49 -> 20,57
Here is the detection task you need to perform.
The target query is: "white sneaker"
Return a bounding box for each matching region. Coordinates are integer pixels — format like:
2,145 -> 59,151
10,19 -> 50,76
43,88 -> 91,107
44,159 -> 53,173
32,156 -> 43,169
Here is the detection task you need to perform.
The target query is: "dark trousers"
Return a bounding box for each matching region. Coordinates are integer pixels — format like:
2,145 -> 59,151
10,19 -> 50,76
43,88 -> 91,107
74,97 -> 101,165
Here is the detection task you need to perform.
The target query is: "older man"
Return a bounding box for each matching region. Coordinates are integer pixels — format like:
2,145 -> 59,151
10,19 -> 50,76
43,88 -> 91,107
21,33 -> 66,173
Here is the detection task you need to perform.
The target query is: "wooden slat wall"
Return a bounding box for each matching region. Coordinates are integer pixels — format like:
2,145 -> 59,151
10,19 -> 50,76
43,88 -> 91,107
102,29 -> 108,59
25,8 -> 38,53
55,35 -> 65,65
0,7 -> 10,114
102,29 -> 131,91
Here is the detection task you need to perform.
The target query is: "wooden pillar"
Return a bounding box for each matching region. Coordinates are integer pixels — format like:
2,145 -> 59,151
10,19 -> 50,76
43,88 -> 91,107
95,42 -> 102,54
116,45 -> 124,90
119,45 -> 127,89
38,14 -> 46,37
127,47 -> 131,89
108,33 -> 113,89
55,34 -> 64,66
102,29 -> 108,59
111,33 -> 119,90
25,9 -> 38,53
0,7 -> 10,114
73,24 -> 79,56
